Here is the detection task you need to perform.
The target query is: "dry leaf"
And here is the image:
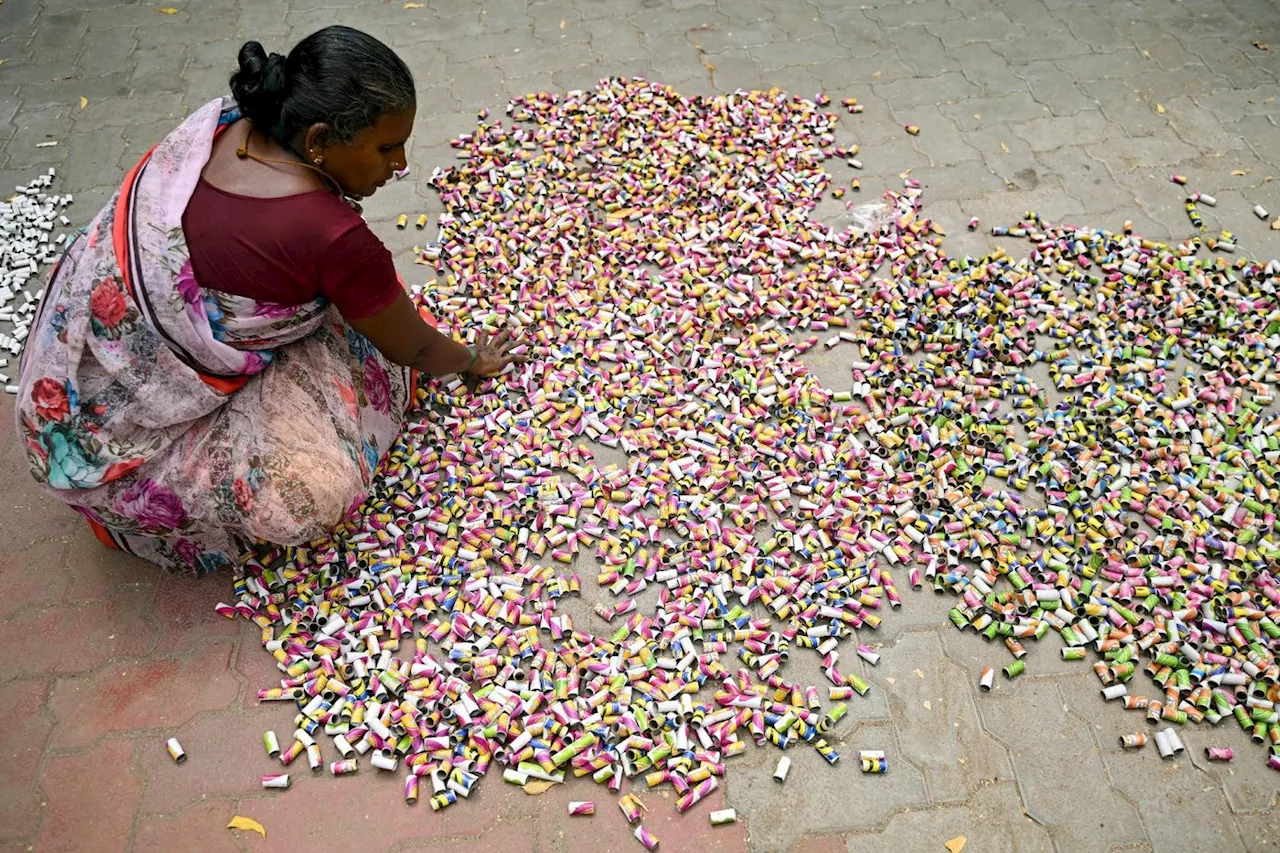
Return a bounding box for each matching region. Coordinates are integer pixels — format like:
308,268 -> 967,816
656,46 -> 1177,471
922,700 -> 933,710
1271,218 -> 1280,230
522,779 -> 557,795
1231,170 -> 1247,176
913,668 -> 925,679
1251,40 -> 1269,50
704,62 -> 716,72
1155,103 -> 1165,114
157,7 -> 178,13
559,19 -> 566,29
886,676 -> 897,684
999,142 -> 1009,153
898,169 -> 913,179
227,816 -> 266,838
873,71 -> 882,78
79,96 -> 88,109
404,2 -> 424,6
945,836 -> 967,853
1140,48 -> 1151,58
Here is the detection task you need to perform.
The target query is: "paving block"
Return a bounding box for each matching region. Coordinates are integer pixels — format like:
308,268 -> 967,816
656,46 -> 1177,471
0,678 -> 52,842
133,799 -> 244,853
1101,742 -> 1247,852
844,781 -> 1053,853
34,738 -> 143,853
0,587 -> 155,678
725,723 -> 928,853
876,630 -> 1013,804
979,679 -> 1149,853
45,640 -> 239,748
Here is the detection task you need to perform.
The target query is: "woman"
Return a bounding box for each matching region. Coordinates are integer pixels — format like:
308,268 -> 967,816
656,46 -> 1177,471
14,26 -> 518,573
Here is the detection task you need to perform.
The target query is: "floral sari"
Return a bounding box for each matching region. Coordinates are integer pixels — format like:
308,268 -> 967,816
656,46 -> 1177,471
15,99 -> 417,573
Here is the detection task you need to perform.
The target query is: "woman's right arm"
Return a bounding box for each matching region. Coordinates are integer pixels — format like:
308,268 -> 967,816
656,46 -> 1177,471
348,289 -> 520,376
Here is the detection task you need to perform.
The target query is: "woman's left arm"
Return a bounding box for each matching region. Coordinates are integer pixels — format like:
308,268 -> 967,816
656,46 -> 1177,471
347,289 -> 520,376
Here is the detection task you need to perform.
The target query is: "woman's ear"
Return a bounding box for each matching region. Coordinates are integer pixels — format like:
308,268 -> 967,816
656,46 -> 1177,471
301,122 -> 334,164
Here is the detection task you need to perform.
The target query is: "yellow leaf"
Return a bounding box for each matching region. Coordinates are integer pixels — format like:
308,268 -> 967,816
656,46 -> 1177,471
999,142 -> 1009,153
404,1 -> 424,6
157,7 -> 178,13
704,62 -> 716,72
945,836 -> 967,853
1271,218 -> 1279,230
1231,170 -> 1247,176
226,816 -> 266,838
79,96 -> 88,109
522,779 -> 556,795
1155,103 -> 1165,114
559,19 -> 566,29
873,71 -> 882,78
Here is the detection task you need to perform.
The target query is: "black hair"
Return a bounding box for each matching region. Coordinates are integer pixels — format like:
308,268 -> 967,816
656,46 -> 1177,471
230,26 -> 415,149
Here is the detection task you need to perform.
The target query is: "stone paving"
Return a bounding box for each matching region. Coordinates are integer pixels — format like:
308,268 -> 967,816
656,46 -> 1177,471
3,0 -> 1280,851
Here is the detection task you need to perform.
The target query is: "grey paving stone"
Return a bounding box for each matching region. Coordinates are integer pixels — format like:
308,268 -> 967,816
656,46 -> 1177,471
1055,9 -> 1134,53
815,6 -> 881,55
129,44 -> 191,96
707,55 -> 766,92
894,26 -> 962,78
981,679 -> 1150,853
843,782 -> 1053,853
1011,60 -> 1097,116
726,722 -> 929,853
499,44 -> 592,82
2,104 -> 73,171
877,630 -> 1013,803
73,25 -> 137,77
750,35 -> 848,72
991,30 -> 1092,63
1052,48 -> 1149,83
864,0 -> 963,28
927,15 -> 1025,49
1076,79 -> 1170,138
872,73 -> 980,109
763,66 -> 821,100
1036,145 -> 1138,213
27,11 -> 87,57
1235,809 -> 1280,853
580,15 -> 644,61
50,124 -> 127,192
1009,109 -> 1112,153
961,181 -> 1087,228
946,44 -> 1025,98
773,11 -> 834,43
1101,745 -> 1248,852
939,92 -> 1048,132
887,105 -> 979,167
447,59 -> 508,112
15,71 -> 133,110
683,19 -> 788,54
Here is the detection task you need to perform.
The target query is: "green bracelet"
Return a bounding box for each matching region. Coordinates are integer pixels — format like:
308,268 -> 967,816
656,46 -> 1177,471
464,345 -> 478,373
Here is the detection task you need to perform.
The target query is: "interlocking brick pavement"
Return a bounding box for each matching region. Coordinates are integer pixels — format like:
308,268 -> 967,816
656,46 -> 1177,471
2,0 -> 1279,851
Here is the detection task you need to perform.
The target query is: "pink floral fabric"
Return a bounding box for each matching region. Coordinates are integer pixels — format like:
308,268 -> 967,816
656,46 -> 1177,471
14,99 -> 414,573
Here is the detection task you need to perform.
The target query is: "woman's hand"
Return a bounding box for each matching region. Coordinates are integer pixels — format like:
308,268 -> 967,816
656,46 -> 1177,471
468,328 -> 523,376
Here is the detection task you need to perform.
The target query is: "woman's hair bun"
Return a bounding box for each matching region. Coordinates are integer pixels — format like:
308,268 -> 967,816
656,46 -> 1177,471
230,40 -> 288,134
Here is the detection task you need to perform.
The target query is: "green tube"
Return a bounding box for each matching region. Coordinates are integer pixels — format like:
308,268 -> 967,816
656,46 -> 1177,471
551,732 -> 597,766
1003,660 -> 1025,679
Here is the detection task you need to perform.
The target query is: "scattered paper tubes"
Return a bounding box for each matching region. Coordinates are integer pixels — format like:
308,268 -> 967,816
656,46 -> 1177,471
220,77 -> 1278,832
